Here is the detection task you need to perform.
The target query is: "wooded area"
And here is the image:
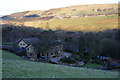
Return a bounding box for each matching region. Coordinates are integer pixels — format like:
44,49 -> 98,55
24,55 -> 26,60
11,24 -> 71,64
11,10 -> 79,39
2,24 -> 120,60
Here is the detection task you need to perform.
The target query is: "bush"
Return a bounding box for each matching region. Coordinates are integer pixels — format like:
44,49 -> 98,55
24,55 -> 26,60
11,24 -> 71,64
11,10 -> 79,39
71,54 -> 81,61
91,59 -> 102,64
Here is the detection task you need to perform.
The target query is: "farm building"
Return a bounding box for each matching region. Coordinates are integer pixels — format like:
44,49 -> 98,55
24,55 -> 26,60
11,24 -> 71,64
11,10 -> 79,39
35,40 -> 63,60
13,38 -> 63,60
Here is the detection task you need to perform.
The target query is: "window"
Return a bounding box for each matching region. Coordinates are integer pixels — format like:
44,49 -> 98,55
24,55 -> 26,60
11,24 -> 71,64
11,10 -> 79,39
30,53 -> 33,56
51,53 -> 53,55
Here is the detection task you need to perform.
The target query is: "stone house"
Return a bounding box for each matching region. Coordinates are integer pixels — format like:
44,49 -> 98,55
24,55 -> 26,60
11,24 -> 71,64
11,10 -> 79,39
13,38 -> 38,58
14,38 -> 63,60
37,41 -> 63,59
13,38 -> 37,50
26,44 -> 37,60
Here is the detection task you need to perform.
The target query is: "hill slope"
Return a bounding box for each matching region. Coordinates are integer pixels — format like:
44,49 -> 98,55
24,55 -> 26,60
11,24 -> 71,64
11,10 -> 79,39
2,4 -> 118,18
1,3 -> 118,32
24,15 -> 118,32
2,50 -> 118,78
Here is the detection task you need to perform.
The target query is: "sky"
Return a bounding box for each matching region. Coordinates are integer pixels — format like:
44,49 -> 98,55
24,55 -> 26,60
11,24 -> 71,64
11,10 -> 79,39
0,0 -> 119,15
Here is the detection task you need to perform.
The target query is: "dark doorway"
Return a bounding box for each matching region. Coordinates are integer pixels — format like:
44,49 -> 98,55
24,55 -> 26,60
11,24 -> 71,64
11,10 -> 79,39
37,53 -> 40,58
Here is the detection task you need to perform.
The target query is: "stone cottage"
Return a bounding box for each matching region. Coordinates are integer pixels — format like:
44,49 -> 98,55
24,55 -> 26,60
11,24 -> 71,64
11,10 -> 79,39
13,38 -> 63,60
38,41 -> 63,59
13,38 -> 38,59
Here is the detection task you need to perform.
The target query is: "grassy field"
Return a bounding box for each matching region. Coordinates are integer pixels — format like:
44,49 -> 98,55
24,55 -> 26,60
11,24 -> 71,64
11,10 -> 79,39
81,63 -> 103,68
24,14 -> 118,32
2,50 -> 119,78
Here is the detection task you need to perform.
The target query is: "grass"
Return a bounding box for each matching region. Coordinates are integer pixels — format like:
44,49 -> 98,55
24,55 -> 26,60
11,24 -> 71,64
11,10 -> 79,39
26,4 -> 118,16
2,50 -> 119,78
24,15 -> 118,32
81,63 -> 103,68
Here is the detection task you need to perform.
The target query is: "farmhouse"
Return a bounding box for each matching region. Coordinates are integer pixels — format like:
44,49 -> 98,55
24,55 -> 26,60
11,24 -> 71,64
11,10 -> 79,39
13,38 -> 63,60
13,38 -> 37,50
26,44 -> 37,60
38,41 -> 63,59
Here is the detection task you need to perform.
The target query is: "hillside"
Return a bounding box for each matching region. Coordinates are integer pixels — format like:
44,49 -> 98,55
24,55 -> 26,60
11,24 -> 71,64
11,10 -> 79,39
1,3 -> 119,31
2,50 -> 119,78
24,15 -> 118,32
2,4 -> 118,18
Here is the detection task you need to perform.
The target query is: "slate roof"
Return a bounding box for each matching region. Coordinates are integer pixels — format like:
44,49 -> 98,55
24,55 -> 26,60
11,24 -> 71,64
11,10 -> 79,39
30,41 -> 43,48
14,38 -> 63,50
31,40 -> 63,48
48,40 -> 63,47
13,38 -> 38,45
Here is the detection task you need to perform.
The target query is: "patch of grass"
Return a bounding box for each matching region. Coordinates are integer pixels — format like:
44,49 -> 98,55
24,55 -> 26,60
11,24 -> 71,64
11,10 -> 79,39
2,50 -> 119,78
81,63 -> 103,68
74,9 -> 117,16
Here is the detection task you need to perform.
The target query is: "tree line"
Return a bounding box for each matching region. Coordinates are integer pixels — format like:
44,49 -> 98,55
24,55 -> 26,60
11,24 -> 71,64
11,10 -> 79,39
2,24 -> 120,60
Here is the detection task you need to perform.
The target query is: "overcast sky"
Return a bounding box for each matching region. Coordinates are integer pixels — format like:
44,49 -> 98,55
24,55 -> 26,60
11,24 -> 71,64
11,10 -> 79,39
0,0 -> 119,15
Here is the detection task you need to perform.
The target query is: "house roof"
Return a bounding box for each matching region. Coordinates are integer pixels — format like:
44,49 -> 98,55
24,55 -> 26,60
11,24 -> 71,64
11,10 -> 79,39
13,38 -> 37,45
32,40 -> 62,47
14,38 -> 63,51
30,41 -> 43,48
27,40 -> 63,51
48,40 -> 63,47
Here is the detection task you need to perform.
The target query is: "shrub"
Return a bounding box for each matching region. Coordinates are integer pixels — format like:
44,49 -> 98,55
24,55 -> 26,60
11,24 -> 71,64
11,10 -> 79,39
71,54 -> 81,61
